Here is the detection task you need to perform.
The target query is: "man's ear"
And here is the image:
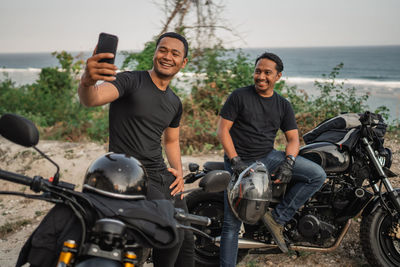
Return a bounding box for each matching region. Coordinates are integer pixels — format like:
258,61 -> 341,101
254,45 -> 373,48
276,72 -> 282,81
181,57 -> 189,69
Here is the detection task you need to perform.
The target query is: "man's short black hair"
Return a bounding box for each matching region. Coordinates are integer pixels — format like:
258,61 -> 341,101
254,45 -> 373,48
255,52 -> 284,73
156,32 -> 189,58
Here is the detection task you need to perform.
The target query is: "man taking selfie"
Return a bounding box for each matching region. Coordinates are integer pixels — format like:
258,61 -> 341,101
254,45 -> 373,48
78,32 -> 193,267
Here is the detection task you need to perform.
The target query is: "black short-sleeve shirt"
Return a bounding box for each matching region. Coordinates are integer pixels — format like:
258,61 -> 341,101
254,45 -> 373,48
220,85 -> 297,161
108,71 -> 182,170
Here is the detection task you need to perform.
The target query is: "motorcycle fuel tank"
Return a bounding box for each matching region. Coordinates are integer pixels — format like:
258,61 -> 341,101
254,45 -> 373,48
299,142 -> 350,173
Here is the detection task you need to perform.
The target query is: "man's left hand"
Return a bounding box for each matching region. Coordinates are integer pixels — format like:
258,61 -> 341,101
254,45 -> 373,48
168,167 -> 184,199
273,159 -> 294,184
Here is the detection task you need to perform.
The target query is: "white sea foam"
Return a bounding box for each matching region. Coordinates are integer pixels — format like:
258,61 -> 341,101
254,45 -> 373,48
283,76 -> 400,122
0,68 -> 42,73
2,68 -> 399,90
0,68 -> 42,85
283,76 -> 400,89
1,69 -> 399,121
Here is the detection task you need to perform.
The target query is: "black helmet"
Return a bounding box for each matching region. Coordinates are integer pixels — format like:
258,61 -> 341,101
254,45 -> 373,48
227,162 -> 272,225
83,153 -> 147,199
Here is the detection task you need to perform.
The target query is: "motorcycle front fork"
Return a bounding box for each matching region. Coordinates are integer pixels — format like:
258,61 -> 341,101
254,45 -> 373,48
363,137 -> 400,214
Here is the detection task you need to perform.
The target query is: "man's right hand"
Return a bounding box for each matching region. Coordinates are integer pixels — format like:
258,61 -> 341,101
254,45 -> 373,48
230,156 -> 248,175
80,49 -> 118,88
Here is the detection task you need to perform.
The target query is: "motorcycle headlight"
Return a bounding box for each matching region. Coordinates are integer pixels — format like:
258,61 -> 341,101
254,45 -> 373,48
377,148 -> 392,169
378,148 -> 393,168
384,148 -> 393,168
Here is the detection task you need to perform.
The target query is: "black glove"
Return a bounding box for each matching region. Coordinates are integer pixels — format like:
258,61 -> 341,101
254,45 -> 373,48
273,156 -> 295,184
230,156 -> 248,175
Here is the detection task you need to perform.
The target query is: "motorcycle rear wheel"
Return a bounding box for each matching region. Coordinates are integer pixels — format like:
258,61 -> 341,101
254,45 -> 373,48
360,207 -> 400,267
186,190 -> 248,267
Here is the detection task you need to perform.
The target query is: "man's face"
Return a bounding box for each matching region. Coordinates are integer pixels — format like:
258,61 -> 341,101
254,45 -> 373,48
253,58 -> 282,94
153,37 -> 188,78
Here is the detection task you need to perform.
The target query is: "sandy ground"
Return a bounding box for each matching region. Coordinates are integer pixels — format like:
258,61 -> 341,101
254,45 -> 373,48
0,135 -> 399,267
0,137 -> 222,267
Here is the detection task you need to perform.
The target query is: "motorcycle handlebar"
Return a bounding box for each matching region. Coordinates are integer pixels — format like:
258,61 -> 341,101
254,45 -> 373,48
0,169 -> 33,187
0,169 -> 75,192
174,208 -> 211,226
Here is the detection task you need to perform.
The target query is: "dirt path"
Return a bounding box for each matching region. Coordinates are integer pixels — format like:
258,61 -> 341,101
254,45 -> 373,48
0,136 -> 399,267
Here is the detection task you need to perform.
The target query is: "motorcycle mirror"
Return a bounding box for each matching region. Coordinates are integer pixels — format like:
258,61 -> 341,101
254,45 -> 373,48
189,163 -> 199,172
199,170 -> 231,193
0,113 -> 39,147
0,113 -> 61,185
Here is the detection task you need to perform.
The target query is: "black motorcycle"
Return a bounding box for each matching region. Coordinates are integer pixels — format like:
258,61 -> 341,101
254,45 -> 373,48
0,113 -> 220,267
184,111 -> 400,267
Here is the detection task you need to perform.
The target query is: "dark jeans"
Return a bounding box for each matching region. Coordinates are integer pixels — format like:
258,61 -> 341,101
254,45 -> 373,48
147,168 -> 194,267
220,150 -> 326,267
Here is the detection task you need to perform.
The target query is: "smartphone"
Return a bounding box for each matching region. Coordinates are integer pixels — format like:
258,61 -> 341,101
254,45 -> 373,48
96,32 -> 118,64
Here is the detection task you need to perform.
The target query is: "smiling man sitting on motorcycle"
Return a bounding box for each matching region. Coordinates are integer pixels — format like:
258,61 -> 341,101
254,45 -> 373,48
217,52 -> 326,266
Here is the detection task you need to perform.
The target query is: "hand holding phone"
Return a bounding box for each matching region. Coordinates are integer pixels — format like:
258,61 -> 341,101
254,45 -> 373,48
80,33 -> 119,86
95,32 -> 118,64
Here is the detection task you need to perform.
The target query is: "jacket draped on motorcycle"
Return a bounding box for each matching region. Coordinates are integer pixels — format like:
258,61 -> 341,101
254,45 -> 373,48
16,192 -> 178,267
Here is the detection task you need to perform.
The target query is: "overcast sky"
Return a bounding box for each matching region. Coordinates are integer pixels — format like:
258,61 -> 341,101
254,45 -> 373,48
1,0 -> 399,53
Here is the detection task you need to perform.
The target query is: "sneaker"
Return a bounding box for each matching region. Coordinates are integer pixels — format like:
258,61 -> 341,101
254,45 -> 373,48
262,210 -> 288,253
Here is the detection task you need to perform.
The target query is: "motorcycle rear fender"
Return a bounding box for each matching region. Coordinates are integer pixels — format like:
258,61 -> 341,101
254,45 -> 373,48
361,188 -> 400,217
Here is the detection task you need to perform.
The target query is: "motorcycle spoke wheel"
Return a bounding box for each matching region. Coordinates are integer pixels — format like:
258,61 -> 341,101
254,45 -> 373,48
186,191 -> 224,267
361,207 -> 400,267
377,215 -> 400,263
192,200 -> 224,257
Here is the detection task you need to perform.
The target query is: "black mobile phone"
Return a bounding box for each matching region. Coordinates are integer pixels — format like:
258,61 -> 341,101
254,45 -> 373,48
96,32 -> 118,64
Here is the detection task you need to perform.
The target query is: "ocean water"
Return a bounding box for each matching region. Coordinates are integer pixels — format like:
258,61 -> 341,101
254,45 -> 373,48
1,46 -> 399,122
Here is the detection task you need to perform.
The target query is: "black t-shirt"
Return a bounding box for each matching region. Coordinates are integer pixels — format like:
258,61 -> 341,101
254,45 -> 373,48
220,85 -> 297,161
109,71 -> 182,171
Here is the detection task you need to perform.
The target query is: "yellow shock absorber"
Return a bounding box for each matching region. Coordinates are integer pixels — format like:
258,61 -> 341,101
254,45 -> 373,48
57,240 -> 77,266
123,251 -> 137,267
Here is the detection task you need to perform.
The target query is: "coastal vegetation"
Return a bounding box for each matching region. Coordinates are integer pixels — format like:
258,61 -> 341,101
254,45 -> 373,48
0,47 -> 396,153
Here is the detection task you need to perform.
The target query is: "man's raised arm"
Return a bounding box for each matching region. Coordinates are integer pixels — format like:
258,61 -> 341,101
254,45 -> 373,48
78,50 -> 119,107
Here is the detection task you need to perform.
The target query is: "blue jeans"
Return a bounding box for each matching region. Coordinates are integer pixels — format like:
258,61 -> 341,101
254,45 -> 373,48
220,150 -> 326,267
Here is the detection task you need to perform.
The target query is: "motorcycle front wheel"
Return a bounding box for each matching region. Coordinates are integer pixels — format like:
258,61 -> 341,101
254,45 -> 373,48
360,206 -> 400,267
186,190 -> 248,267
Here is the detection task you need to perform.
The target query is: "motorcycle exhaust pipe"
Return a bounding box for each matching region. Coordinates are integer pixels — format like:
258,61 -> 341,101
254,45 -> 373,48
237,239 -> 277,249
213,220 -> 351,252
214,236 -> 275,249
290,219 -> 351,253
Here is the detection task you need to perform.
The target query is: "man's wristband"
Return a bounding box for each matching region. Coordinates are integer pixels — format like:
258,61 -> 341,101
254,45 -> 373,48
286,155 -> 296,166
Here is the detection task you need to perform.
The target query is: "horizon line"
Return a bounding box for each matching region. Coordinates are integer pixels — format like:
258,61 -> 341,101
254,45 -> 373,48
1,44 -> 400,54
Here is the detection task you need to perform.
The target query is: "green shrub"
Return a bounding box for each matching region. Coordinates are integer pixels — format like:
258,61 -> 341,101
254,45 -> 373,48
1,47 -> 394,152
121,40 -> 156,71
180,47 -> 254,152
0,51 -> 109,142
